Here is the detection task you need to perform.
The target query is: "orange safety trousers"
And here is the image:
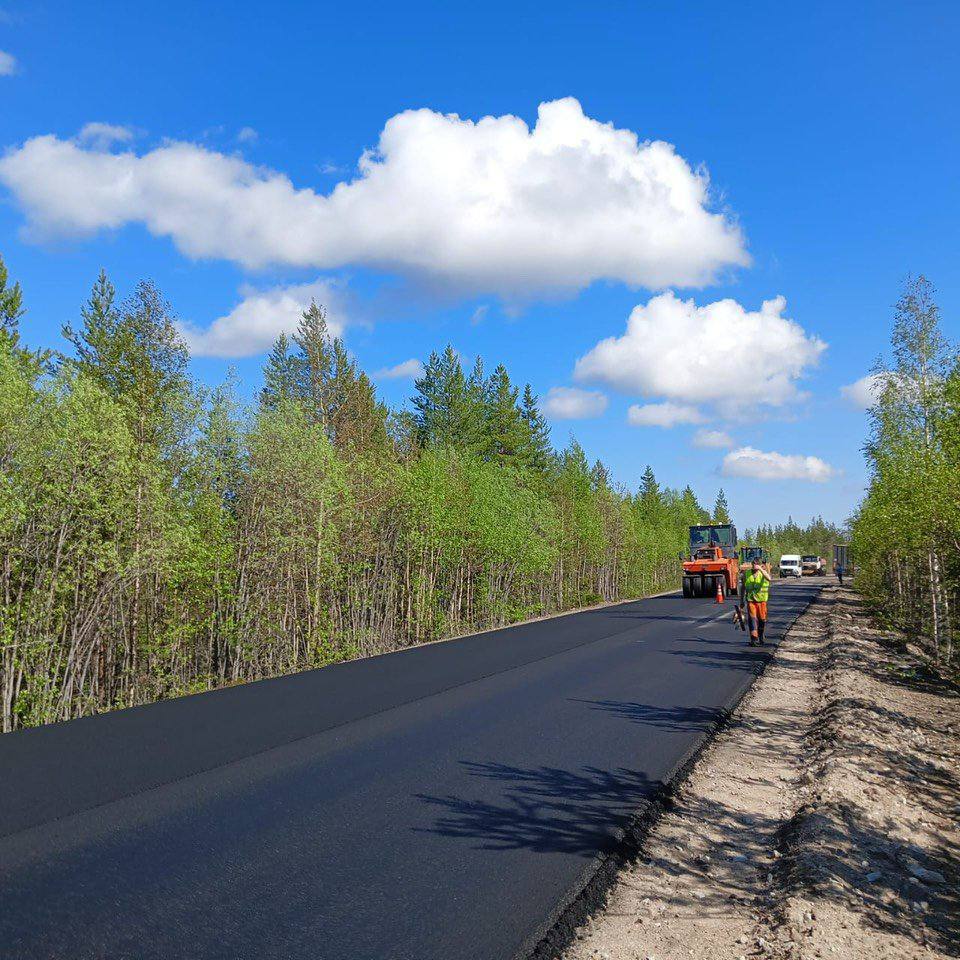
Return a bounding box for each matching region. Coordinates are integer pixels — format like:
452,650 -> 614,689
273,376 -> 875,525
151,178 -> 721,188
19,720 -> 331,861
747,601 -> 767,638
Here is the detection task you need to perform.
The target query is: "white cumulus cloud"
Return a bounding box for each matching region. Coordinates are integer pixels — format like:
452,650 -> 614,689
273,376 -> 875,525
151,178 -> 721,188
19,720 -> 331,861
375,358 -> 424,380
0,51 -> 16,76
237,127 -> 258,144
179,279 -> 345,358
543,386 -> 608,420
627,401 -> 705,428
722,446 -> 835,483
575,292 -> 826,417
692,428 -> 733,448
0,98 -> 747,296
77,123 -> 134,149
840,373 -> 884,410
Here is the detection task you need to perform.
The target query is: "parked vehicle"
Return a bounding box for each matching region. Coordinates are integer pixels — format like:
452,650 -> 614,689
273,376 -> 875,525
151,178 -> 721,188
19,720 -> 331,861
801,554 -> 825,575
682,523 -> 739,598
779,554 -> 803,578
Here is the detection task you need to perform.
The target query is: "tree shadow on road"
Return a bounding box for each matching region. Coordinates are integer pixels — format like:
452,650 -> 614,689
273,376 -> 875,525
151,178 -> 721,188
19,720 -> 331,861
415,761 -> 660,855
603,614 -> 714,623
570,698 -> 725,733
668,641 -> 771,671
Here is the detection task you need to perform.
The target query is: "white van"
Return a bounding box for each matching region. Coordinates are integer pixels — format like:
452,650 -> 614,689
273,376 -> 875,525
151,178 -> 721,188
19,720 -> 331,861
779,554 -> 802,578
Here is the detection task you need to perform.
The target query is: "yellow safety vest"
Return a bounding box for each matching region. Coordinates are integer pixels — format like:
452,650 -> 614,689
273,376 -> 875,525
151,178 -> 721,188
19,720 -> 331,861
744,571 -> 769,603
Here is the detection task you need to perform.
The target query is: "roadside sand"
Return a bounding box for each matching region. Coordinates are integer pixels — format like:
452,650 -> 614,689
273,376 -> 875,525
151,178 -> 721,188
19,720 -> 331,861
560,585 -> 959,960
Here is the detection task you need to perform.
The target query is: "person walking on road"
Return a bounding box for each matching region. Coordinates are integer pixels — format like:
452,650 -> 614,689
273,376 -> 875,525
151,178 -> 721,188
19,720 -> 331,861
739,559 -> 771,646
835,562 -> 844,585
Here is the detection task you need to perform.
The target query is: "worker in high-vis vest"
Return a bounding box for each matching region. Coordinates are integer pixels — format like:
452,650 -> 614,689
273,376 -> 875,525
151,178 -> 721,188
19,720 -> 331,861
739,558 -> 771,646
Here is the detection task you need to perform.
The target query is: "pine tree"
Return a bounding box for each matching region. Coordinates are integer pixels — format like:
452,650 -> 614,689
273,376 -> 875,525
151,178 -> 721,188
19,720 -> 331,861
590,459 -> 610,491
412,345 -> 480,449
466,355 -> 489,407
482,364 -> 527,465
293,301 -> 333,428
413,346 -> 453,446
640,465 -> 660,504
348,370 -> 389,449
681,485 -> 704,516
260,333 -> 301,408
521,384 -> 553,473
197,377 -> 244,508
326,337 -> 388,449
267,309 -> 388,449
713,488 -> 731,523
63,269 -> 117,375
0,254 -> 24,347
65,276 -> 191,454
0,255 -> 49,371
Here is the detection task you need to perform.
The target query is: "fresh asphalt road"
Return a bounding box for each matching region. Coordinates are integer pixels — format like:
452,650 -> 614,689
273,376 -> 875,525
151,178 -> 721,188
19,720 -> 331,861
0,578 -> 823,960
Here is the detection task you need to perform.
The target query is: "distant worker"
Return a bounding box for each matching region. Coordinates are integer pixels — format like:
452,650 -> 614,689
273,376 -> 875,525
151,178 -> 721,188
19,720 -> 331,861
835,562 -> 844,585
738,558 -> 771,646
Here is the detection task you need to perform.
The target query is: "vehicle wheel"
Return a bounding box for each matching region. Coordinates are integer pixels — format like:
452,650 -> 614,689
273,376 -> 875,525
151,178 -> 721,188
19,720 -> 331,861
682,580 -> 691,598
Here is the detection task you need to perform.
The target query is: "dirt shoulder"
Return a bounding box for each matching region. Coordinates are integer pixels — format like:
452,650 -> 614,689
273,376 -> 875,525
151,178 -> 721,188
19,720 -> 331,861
559,585 -> 960,960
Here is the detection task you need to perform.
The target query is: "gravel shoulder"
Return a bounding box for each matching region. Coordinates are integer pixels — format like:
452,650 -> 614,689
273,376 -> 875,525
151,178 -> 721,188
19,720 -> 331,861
560,585 -> 960,960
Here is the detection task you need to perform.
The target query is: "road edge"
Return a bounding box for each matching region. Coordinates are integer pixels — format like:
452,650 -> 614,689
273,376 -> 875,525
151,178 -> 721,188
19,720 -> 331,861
516,583 -> 821,960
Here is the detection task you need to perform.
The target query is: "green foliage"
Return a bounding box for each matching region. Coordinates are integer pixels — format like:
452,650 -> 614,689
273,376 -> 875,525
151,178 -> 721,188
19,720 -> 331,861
0,342 -> 137,726
851,276 -> 958,664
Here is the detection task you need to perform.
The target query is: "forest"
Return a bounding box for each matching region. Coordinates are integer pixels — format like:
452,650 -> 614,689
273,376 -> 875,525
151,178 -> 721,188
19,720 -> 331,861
1,257 -> 843,731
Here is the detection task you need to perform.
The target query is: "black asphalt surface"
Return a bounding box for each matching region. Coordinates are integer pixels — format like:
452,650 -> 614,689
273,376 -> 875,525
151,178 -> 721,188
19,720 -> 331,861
0,578 -> 823,960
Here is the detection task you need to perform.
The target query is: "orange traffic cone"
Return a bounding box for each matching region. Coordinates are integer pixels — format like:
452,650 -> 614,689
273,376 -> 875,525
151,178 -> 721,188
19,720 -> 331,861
715,578 -> 724,603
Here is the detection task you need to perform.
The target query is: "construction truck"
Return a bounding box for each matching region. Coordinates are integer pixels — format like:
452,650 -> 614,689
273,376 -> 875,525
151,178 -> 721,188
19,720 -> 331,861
682,523 -> 740,598
833,544 -> 852,575
739,545 -> 770,566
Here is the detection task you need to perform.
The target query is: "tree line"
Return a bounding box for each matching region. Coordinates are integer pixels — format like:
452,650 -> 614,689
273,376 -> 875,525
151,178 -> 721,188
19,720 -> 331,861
852,276 -> 959,667
1,259 -> 732,730
742,516 -> 846,567
712,486 -> 845,568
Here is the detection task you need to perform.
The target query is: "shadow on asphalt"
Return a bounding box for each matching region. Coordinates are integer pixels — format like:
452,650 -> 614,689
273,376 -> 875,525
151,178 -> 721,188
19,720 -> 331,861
668,644 -> 771,670
415,761 -> 659,854
674,636 -> 748,645
570,699 -> 724,733
604,614 -> 718,623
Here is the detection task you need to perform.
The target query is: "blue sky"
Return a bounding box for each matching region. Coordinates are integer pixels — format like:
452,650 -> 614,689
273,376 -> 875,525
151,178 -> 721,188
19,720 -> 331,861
1,0 -> 958,530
